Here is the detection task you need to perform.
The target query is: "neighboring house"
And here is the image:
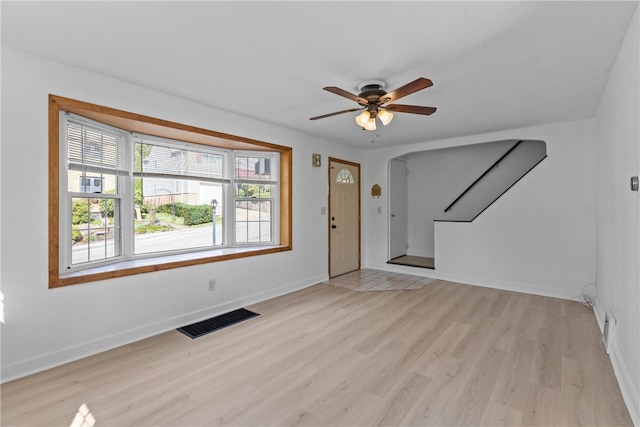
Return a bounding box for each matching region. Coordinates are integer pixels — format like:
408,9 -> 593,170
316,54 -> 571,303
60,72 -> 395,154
141,145 -> 267,209
141,146 -> 221,207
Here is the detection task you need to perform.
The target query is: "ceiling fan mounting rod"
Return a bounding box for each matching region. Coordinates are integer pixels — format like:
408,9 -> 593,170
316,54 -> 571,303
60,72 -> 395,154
367,103 -> 379,118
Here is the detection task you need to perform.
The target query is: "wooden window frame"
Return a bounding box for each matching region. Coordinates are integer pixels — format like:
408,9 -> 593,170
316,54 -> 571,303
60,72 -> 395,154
49,95 -> 292,288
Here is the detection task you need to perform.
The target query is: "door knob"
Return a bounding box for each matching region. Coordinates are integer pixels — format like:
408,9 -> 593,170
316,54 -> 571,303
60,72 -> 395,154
391,214 -> 396,218
331,225 -> 337,229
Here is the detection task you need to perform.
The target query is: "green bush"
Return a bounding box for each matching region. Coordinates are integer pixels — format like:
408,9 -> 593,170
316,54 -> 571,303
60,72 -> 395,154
71,225 -> 83,243
156,203 -> 173,215
237,184 -> 271,198
136,223 -> 172,233
157,203 -> 213,226
99,198 -> 115,218
157,202 -> 186,217
71,199 -> 90,225
183,205 -> 212,225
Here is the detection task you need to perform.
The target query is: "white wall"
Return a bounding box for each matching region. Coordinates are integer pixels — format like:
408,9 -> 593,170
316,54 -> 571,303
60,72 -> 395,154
594,6 -> 640,424
0,47 -> 362,381
365,118 -> 596,300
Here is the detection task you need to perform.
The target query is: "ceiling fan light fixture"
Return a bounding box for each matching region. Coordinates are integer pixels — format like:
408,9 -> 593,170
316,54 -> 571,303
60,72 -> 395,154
355,110 -> 371,127
378,109 -> 394,126
363,117 -> 377,131
310,77 -> 435,132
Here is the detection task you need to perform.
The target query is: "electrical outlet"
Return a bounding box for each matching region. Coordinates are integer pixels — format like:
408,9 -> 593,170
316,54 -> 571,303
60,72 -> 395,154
208,279 -> 216,291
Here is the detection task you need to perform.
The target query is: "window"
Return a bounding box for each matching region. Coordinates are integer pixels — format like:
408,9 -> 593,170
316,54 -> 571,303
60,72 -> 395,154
234,155 -> 275,244
336,168 -> 354,184
66,119 -> 127,266
132,135 -> 230,254
50,95 -> 292,288
79,177 -> 104,193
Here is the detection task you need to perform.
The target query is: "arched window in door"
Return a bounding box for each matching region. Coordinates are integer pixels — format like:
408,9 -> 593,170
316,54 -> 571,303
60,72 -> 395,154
336,168 -> 354,184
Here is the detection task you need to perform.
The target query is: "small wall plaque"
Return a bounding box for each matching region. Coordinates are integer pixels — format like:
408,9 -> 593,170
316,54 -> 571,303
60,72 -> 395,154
371,183 -> 382,198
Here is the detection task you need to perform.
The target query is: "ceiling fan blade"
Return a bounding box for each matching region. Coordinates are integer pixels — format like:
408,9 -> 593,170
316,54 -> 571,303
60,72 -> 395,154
310,107 -> 363,121
385,104 -> 437,115
323,87 -> 369,105
380,78 -> 433,104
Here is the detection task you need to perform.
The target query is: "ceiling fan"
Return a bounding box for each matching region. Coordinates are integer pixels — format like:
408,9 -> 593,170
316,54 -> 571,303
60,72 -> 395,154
309,77 -> 437,131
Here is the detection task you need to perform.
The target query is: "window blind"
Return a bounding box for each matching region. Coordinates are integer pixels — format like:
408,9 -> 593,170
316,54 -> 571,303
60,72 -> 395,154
134,138 -> 230,184
67,118 -> 129,176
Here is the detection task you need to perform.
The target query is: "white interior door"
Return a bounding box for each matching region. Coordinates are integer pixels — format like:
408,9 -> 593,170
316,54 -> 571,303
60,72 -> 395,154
389,158 -> 408,259
329,159 -> 360,277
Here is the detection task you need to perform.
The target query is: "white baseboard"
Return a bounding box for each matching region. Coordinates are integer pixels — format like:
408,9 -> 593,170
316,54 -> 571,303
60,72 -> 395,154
610,345 -> 640,426
1,275 -> 325,383
593,303 -> 640,426
366,262 -> 576,300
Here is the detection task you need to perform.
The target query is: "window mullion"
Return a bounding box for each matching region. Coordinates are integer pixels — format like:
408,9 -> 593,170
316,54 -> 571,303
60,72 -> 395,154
223,152 -> 235,247
122,133 -> 134,259
68,192 -> 121,199
271,155 -> 280,245
59,113 -> 72,272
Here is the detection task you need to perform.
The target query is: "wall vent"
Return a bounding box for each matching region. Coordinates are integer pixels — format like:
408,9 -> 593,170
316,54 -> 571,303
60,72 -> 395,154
602,312 -> 617,354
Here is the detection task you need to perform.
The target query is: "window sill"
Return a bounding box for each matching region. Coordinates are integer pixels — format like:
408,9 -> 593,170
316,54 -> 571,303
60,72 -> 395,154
52,245 -> 291,288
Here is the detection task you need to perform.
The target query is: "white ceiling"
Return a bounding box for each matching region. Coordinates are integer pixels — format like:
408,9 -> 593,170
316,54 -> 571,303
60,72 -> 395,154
2,1 -> 637,148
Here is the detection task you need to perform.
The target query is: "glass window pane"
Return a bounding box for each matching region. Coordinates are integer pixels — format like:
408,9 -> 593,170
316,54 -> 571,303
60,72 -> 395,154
259,201 -> 271,220
236,183 -> 272,199
71,197 -> 120,265
135,180 -> 224,254
235,201 -> 248,221
69,172 -> 117,194
235,200 -> 272,244
260,222 -> 271,242
336,168 -> 354,184
235,222 -> 248,243
258,184 -> 271,198
235,155 -> 271,181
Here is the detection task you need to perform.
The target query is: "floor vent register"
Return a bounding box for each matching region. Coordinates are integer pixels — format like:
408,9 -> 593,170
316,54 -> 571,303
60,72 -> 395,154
177,308 -> 260,339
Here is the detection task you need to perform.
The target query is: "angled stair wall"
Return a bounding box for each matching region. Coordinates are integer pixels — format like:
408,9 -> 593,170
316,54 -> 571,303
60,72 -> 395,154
439,139 -> 547,222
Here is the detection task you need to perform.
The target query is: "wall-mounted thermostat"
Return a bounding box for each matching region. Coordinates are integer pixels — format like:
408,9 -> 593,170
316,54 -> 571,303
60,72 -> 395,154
631,176 -> 639,191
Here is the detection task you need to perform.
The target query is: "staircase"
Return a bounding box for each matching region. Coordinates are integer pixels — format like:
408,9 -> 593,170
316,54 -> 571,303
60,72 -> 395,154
440,139 -> 547,222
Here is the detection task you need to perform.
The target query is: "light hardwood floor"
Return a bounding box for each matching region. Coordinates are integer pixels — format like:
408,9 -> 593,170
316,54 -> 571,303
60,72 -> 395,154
1,269 -> 632,426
